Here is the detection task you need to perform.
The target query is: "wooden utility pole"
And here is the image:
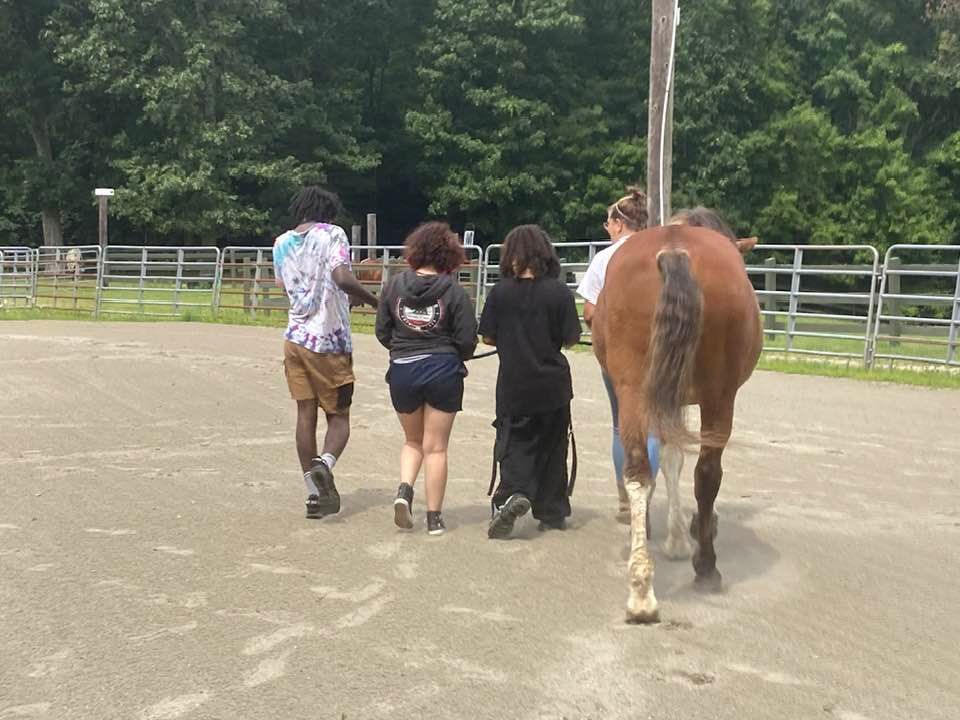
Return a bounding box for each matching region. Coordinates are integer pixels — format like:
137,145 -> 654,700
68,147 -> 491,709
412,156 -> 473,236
646,0 -> 678,227
95,188 -> 114,287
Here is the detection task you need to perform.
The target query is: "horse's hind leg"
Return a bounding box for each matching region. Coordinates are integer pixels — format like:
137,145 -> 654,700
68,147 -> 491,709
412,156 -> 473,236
620,401 -> 659,623
662,444 -> 693,560
691,396 -> 734,592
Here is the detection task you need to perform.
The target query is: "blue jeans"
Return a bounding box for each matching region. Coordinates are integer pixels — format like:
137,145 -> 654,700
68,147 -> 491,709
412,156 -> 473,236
601,372 -> 660,484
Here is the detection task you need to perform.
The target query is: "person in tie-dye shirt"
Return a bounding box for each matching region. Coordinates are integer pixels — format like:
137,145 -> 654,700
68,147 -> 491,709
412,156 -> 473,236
273,186 -> 378,519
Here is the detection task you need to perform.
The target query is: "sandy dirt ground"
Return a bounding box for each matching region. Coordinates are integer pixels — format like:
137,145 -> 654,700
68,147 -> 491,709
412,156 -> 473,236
1,321 -> 958,720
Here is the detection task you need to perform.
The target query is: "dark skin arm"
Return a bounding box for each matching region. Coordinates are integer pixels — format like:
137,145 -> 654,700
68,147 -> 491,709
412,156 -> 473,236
333,265 -> 378,309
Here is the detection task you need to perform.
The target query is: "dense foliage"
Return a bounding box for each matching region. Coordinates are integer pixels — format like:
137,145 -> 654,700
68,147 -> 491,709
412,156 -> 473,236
1,0 -> 958,251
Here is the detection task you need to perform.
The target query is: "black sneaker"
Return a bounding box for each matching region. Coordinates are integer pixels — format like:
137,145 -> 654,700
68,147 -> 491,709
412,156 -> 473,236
394,483 -> 414,530
305,494 -> 323,519
426,511 -> 446,536
538,518 -> 567,532
487,494 -> 531,539
309,460 -> 340,516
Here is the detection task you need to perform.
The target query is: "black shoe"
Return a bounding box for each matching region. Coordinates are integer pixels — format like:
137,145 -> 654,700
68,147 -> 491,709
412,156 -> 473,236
487,494 -> 531,539
394,483 -> 414,530
426,511 -> 446,536
305,494 -> 323,519
309,460 -> 340,516
538,518 -> 567,532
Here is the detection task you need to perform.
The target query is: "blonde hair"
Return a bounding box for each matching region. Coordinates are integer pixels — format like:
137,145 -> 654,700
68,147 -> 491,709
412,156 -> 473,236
608,186 -> 648,230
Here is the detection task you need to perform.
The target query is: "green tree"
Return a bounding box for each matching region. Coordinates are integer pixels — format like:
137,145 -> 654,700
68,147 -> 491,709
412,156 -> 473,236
51,0 -> 378,244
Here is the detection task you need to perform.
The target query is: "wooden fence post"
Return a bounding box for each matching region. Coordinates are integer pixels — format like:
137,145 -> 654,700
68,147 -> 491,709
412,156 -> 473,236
366,213 -> 377,260
351,224 -> 362,263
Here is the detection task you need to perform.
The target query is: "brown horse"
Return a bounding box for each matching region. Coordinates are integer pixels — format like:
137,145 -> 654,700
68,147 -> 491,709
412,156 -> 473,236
592,224 -> 762,623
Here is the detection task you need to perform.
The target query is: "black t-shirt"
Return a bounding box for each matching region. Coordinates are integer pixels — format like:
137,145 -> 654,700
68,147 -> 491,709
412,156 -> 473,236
478,276 -> 582,418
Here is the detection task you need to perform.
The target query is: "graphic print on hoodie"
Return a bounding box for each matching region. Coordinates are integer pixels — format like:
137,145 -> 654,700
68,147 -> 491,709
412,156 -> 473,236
375,270 -> 478,361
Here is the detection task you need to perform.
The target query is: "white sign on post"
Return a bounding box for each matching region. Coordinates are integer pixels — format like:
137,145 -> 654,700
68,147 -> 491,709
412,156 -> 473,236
94,188 -> 115,197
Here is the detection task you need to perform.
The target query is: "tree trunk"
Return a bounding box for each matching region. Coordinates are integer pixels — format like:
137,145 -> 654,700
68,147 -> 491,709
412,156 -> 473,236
28,110 -> 64,247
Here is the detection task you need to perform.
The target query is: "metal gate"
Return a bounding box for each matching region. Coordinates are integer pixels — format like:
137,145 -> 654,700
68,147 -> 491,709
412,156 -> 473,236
872,245 -> 960,367
0,246 -> 36,308
97,246 -> 220,317
746,245 -> 880,365
33,246 -> 102,312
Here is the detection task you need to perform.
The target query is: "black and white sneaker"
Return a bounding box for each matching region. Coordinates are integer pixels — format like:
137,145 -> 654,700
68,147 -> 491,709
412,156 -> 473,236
487,494 -> 531,539
394,483 -> 414,530
309,460 -> 340,516
426,511 -> 446,536
305,494 -> 323,519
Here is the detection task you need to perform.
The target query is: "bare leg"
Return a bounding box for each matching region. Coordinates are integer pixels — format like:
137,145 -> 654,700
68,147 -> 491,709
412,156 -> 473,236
662,444 -> 694,560
295,400 -> 319,472
322,409 -> 350,460
396,408 -> 425,486
421,405 -> 457,512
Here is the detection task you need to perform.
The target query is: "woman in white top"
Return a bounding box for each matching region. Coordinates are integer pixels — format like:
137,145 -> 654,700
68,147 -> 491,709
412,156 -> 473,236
576,187 -> 648,523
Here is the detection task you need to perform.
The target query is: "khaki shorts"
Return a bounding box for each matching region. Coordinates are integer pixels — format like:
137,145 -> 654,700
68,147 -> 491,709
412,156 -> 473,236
283,341 -> 355,415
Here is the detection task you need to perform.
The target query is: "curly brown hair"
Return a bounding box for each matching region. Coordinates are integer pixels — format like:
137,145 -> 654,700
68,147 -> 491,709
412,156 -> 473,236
404,222 -> 466,273
499,224 -> 561,279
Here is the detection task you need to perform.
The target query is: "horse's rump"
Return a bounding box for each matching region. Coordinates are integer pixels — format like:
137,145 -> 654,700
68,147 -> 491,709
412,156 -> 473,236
595,226 -> 761,445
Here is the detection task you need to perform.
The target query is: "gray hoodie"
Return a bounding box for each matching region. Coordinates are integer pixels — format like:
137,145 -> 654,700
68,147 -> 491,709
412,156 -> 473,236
375,270 -> 478,360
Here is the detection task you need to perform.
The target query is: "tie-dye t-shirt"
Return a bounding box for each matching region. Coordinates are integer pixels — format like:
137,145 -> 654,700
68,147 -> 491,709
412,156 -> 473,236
273,223 -> 353,354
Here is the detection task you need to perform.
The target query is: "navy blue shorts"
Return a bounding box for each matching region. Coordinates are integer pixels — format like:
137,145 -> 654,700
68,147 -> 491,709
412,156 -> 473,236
387,354 -> 465,414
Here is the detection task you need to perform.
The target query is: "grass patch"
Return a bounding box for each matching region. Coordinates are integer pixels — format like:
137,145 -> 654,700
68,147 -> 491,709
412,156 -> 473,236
756,355 -> 960,389
4,307 -> 959,389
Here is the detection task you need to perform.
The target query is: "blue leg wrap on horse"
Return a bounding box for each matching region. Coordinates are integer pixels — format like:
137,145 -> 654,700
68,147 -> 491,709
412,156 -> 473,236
647,435 -> 661,481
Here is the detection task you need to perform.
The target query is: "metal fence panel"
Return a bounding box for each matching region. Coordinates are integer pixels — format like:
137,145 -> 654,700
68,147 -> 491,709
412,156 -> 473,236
0,246 -> 36,308
97,246 -> 220,317
746,245 -> 880,365
33,246 -> 102,312
218,244 -> 484,324
871,245 -> 960,368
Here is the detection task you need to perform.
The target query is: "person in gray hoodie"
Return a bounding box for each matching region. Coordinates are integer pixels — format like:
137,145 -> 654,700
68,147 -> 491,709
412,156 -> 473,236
375,222 -> 478,535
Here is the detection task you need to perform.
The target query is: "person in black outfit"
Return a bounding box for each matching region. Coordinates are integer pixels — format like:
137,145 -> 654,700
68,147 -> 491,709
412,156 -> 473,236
375,222 -> 478,535
479,224 -> 582,538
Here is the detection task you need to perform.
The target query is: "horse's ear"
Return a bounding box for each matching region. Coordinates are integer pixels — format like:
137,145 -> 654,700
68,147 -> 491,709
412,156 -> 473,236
735,237 -> 758,254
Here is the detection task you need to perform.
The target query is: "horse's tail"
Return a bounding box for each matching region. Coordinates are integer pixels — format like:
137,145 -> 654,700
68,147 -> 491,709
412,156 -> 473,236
644,248 -> 703,447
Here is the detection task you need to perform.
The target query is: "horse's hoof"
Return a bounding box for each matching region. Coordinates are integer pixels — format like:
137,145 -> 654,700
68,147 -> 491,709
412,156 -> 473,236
689,512 -> 719,541
693,569 -> 723,593
663,533 -> 694,561
616,507 -> 631,525
625,586 -> 660,624
625,607 -> 661,624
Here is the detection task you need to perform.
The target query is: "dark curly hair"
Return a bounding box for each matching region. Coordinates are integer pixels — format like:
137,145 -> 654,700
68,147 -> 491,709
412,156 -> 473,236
404,222 -> 466,274
499,224 -> 561,279
289,186 -> 342,224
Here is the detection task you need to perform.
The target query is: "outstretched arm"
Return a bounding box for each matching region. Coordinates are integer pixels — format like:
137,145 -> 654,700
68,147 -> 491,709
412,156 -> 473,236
332,266 -> 378,309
